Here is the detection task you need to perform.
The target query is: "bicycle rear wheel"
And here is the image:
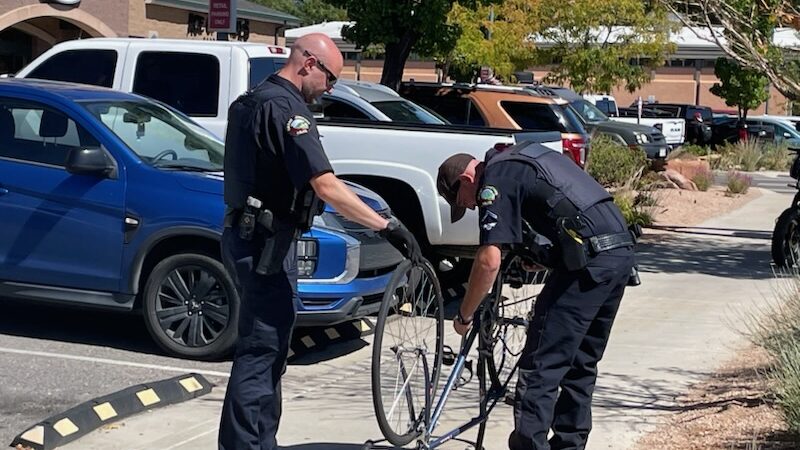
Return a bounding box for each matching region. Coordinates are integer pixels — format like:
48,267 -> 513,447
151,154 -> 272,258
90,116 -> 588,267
371,260 -> 444,446
483,259 -> 548,389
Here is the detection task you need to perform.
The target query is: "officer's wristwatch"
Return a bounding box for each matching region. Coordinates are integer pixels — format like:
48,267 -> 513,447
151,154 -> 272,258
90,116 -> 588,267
455,309 -> 473,326
379,217 -> 400,237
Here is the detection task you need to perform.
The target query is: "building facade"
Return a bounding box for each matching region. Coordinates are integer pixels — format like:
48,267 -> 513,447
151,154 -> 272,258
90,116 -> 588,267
0,0 -> 299,75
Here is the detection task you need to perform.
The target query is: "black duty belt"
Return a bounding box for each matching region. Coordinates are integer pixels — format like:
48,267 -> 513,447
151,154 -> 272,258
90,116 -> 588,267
587,231 -> 635,254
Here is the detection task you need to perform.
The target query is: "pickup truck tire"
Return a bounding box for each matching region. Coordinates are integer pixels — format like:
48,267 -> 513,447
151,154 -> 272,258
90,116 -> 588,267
142,253 -> 239,360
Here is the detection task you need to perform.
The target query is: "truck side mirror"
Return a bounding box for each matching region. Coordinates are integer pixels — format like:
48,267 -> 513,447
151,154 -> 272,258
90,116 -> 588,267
66,146 -> 116,179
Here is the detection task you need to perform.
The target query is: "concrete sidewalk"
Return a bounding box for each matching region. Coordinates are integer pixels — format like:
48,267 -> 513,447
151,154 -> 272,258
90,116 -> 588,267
56,187 -> 788,450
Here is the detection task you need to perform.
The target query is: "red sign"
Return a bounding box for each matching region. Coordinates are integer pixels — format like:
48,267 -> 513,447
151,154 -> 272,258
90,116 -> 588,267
208,0 -> 237,32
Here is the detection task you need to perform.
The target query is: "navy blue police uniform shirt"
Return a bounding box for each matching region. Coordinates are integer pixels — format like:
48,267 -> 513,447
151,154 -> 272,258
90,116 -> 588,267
260,74 -> 333,190
478,157 -> 631,281
478,160 -> 536,247
224,74 -> 333,215
477,159 -> 627,248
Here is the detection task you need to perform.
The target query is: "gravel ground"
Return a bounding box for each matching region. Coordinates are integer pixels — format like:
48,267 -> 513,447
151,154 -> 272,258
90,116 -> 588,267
652,185 -> 762,227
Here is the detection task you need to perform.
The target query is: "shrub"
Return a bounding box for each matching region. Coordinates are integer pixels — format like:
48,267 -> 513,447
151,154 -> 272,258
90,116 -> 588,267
679,144 -> 712,158
586,135 -> 648,188
744,276 -> 800,434
760,143 -> 793,171
612,188 -> 656,227
692,167 -> 714,191
726,170 -> 752,194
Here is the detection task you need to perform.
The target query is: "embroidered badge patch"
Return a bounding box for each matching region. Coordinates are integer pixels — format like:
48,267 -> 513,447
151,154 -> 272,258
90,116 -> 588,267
286,115 -> 311,136
481,210 -> 499,231
479,186 -> 499,207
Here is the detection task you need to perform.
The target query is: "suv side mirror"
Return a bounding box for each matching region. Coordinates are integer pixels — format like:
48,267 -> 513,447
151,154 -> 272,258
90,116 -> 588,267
66,147 -> 116,178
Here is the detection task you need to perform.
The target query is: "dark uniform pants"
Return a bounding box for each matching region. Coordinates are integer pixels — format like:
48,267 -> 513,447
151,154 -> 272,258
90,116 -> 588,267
510,251 -> 634,450
218,227 -> 298,450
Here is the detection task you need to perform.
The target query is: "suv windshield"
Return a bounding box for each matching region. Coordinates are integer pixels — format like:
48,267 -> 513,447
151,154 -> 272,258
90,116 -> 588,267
81,100 -> 224,171
371,100 -> 447,124
568,99 -> 609,123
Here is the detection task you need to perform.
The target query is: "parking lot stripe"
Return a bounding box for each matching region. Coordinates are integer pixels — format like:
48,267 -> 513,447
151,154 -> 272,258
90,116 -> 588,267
0,346 -> 231,378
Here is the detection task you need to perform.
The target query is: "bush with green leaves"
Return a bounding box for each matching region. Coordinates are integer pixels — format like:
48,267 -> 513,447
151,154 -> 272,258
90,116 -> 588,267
760,143 -> 793,171
612,190 -> 655,227
586,135 -> 648,188
726,170 -> 752,194
678,144 -> 712,158
692,167 -> 714,191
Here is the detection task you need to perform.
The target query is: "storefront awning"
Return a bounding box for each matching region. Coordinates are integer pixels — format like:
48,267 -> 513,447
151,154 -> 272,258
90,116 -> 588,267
146,0 -> 300,26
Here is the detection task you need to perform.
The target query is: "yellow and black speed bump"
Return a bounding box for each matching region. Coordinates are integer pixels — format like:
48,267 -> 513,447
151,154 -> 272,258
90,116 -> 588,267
10,373 -> 212,450
288,317 -> 377,360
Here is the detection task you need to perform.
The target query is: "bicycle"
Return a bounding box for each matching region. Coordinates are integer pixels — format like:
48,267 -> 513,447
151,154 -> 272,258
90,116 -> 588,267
367,250 -> 548,450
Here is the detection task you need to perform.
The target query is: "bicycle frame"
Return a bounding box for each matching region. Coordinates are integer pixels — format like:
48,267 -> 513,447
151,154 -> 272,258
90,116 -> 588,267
421,262 -> 527,450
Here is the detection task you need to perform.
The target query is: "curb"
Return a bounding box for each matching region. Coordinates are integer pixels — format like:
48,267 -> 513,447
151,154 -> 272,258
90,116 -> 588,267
10,373 -> 212,450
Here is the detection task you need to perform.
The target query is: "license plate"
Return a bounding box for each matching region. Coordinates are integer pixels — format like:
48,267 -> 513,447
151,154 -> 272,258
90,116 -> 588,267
659,148 -> 667,157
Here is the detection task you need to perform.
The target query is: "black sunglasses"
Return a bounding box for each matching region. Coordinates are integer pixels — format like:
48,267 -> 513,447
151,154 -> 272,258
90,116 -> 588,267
303,50 -> 338,86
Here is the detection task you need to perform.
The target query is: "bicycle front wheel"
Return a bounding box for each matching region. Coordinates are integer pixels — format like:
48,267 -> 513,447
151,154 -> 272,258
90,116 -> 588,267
371,260 -> 444,446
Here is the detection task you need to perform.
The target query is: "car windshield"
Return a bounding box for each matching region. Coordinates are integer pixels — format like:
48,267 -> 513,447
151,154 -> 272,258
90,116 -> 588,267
80,100 -> 224,171
371,100 -> 448,124
568,99 -> 609,123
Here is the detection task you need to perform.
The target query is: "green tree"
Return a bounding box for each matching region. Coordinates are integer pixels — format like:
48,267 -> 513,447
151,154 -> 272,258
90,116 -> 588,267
444,1 -> 538,82
661,0 -> 800,100
253,0 -> 348,26
710,57 -> 770,119
328,0 -> 491,90
531,0 -> 676,94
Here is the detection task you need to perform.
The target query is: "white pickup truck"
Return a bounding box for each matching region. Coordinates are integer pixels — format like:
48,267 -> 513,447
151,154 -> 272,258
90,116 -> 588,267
17,38 -> 561,260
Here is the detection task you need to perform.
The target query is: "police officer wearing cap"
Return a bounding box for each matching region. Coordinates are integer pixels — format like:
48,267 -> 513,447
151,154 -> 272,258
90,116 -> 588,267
219,33 -> 422,450
437,142 -> 636,450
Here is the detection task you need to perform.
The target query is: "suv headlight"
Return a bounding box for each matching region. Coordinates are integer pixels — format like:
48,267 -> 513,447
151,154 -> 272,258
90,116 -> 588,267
634,132 -> 650,144
297,238 -> 318,278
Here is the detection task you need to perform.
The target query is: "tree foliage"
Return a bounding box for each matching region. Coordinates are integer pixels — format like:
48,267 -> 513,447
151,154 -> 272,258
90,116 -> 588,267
531,0 -> 676,94
710,57 -> 770,118
252,0 -> 348,26
444,1 -> 538,83
328,0 -> 491,90
661,0 -> 800,100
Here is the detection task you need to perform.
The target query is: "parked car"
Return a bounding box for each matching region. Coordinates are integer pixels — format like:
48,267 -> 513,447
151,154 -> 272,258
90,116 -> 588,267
710,115 -> 800,148
0,79 -> 402,359
398,81 -> 591,167
621,102 -> 713,146
15,38 -> 564,269
538,86 -> 670,159
583,93 -> 620,117
319,80 -> 449,125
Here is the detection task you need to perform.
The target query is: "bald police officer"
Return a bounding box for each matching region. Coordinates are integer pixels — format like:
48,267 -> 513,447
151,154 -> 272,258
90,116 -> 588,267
219,33 -> 422,450
437,142 -> 635,450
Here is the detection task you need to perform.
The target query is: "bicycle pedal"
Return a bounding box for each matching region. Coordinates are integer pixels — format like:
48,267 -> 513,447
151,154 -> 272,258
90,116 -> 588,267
441,345 -> 456,366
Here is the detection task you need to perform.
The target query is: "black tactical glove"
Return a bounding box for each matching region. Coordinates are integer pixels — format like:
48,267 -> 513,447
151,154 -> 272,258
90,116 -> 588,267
380,218 -> 423,264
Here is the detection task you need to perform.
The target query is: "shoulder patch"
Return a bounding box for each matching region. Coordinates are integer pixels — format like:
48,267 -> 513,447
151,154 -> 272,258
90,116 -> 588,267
479,186 -> 499,207
286,115 -> 311,136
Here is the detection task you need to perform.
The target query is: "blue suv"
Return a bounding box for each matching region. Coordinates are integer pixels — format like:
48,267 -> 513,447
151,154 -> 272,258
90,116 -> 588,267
0,79 -> 401,359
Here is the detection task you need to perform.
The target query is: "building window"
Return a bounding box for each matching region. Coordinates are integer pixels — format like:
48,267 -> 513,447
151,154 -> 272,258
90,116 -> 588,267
133,52 -> 220,117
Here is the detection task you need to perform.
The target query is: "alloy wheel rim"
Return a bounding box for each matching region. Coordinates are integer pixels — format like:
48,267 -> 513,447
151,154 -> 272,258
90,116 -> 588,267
155,265 -> 230,348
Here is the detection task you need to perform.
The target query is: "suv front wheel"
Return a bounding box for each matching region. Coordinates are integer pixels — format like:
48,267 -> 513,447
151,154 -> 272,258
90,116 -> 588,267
142,253 -> 239,360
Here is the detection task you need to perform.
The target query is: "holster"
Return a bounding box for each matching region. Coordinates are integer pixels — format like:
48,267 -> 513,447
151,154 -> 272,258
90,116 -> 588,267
556,216 -> 589,271
255,210 -> 296,276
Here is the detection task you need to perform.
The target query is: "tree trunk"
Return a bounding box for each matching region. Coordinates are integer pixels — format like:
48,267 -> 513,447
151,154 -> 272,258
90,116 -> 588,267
380,32 -> 416,91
